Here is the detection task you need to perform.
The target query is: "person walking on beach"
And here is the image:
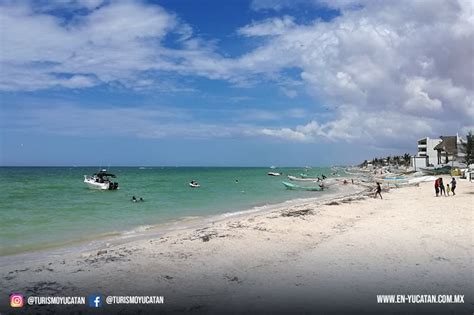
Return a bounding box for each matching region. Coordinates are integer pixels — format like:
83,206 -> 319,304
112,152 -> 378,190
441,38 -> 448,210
450,177 -> 457,195
446,184 -> 451,196
434,178 -> 440,197
439,178 -> 447,196
374,182 -> 382,199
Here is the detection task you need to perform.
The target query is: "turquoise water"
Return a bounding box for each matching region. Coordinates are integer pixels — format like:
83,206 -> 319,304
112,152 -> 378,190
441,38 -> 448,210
0,167 -> 337,256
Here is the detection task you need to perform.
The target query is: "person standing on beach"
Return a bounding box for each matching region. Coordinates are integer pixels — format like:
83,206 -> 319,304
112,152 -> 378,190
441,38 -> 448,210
439,178 -> 447,196
446,184 -> 451,196
434,178 -> 440,196
374,182 -> 382,199
450,177 -> 457,196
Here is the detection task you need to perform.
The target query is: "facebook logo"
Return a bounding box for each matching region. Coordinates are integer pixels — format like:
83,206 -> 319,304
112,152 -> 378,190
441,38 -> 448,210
88,294 -> 103,308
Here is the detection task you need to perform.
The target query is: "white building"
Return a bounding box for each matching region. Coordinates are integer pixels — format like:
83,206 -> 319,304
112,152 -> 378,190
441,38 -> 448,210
411,135 -> 466,170
411,137 -> 441,169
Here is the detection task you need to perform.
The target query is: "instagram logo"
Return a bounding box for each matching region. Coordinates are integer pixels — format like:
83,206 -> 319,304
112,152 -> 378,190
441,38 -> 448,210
10,294 -> 24,308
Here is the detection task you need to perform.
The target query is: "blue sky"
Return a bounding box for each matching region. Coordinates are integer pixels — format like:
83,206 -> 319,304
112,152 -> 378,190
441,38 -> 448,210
0,0 -> 472,166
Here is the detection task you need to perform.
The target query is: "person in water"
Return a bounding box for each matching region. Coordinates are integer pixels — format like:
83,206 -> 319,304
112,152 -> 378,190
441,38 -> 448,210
450,177 -> 457,196
139,197 -> 144,202
374,182 -> 382,199
131,196 -> 137,202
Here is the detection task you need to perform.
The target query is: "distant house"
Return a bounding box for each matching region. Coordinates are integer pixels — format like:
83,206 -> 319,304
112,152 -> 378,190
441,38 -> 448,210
411,135 -> 465,170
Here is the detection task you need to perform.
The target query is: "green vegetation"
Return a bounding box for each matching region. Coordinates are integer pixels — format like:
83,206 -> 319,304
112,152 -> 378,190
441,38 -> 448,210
460,131 -> 473,166
359,153 -> 412,167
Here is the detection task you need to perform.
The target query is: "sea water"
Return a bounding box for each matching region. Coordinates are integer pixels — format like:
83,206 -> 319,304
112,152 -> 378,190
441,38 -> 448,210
0,167 -> 339,256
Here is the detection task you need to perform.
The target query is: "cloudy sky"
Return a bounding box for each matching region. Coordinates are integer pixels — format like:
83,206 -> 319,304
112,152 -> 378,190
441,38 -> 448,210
0,0 -> 472,166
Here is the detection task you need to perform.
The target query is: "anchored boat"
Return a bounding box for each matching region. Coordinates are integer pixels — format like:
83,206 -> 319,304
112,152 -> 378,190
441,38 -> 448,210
268,172 -> 282,176
287,175 -> 320,182
189,180 -> 200,188
84,169 -> 119,190
419,165 -> 452,175
282,181 -> 323,191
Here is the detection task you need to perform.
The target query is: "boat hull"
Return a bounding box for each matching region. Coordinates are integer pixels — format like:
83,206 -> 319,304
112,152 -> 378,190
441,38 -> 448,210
419,166 -> 452,175
282,181 -> 323,191
84,176 -> 118,190
84,181 -> 110,190
287,175 -> 319,182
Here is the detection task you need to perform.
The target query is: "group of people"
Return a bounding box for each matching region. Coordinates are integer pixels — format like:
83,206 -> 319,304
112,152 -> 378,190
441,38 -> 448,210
434,177 -> 457,196
131,196 -> 144,202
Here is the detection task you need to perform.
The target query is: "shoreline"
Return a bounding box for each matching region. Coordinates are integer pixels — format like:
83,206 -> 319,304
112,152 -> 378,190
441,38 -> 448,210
0,180 -> 367,265
2,177 -> 471,313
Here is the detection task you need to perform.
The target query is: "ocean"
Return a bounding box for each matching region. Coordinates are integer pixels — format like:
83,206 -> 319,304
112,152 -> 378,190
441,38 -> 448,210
0,167 -> 341,256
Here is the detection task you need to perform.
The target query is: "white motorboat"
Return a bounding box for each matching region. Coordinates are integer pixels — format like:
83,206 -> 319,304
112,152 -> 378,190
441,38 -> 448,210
189,180 -> 200,188
84,169 -> 119,190
268,172 -> 281,176
287,175 -> 319,182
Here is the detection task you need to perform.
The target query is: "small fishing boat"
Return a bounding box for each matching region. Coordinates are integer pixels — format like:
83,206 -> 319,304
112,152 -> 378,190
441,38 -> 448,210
287,175 -> 320,182
189,180 -> 200,188
282,181 -> 323,191
419,165 -> 452,175
407,176 -> 437,184
268,172 -> 281,176
84,169 -> 119,190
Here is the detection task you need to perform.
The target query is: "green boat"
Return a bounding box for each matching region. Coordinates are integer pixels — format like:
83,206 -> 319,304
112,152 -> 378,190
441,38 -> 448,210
282,181 -> 323,191
419,165 -> 452,175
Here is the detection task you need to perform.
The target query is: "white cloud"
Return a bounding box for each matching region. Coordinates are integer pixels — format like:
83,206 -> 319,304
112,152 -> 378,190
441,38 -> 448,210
0,1 -> 217,90
238,16 -> 296,37
258,108 -> 442,145
235,0 -> 474,146
1,0 -> 473,149
403,77 -> 443,113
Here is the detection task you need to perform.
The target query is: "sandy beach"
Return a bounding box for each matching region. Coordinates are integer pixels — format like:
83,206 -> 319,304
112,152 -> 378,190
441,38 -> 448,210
1,176 -> 472,314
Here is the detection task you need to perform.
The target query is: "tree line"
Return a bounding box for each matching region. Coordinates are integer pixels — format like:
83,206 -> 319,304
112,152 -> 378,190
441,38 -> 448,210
359,153 -> 412,168
358,131 -> 473,168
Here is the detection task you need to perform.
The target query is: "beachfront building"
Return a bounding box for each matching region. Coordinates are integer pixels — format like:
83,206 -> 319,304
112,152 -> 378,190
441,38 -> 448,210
434,135 -> 466,165
411,137 -> 441,169
434,136 -> 456,165
411,135 -> 465,170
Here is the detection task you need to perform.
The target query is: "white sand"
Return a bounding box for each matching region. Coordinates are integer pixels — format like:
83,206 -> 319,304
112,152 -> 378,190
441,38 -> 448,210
1,176 -> 472,313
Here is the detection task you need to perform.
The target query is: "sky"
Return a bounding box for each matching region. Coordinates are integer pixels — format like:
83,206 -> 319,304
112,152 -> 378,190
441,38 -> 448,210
0,0 -> 473,166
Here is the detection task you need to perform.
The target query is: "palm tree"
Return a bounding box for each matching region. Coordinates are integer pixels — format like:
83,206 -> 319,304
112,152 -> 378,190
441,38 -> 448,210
459,131 -> 473,166
403,153 -> 411,166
